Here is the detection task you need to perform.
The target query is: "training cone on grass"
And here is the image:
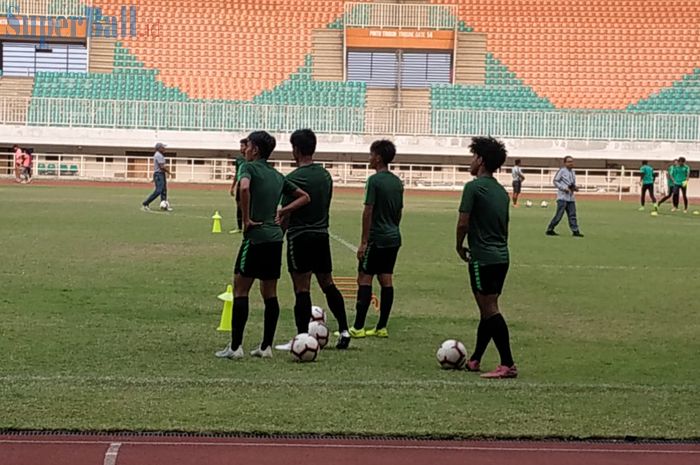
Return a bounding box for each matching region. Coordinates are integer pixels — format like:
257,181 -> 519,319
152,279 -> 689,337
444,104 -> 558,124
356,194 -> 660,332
216,284 -> 233,331
212,211 -> 222,233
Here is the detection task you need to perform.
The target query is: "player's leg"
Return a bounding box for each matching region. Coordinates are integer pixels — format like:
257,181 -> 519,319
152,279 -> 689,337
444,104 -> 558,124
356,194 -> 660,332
672,185 -> 680,210
367,273 -> 393,337
351,267 -> 374,337
291,271 -> 313,334
640,184 -> 647,207
546,199 -> 567,234
649,184 -> 657,204
252,242 -> 284,356
316,272 -> 351,349
160,174 -> 168,202
566,201 -> 582,236
681,186 -> 689,211
472,264 -> 516,379
512,182 -> 521,206
142,175 -> 161,208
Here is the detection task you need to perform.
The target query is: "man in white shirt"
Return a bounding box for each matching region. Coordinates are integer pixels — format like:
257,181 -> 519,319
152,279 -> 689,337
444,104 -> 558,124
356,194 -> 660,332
511,159 -> 525,207
546,156 -> 584,237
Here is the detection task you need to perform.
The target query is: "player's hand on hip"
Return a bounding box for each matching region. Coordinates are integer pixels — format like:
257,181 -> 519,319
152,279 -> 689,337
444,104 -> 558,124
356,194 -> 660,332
244,219 -> 262,232
357,243 -> 368,261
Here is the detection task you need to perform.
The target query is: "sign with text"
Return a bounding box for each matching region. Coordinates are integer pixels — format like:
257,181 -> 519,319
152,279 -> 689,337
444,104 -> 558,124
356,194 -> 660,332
346,28 -> 454,50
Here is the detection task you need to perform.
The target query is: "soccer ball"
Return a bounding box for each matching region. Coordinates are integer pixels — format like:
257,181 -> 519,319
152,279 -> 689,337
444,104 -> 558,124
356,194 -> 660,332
308,321 -> 329,349
310,305 -> 327,324
525,200 -> 533,208
436,339 -> 468,370
540,200 -> 549,208
159,200 -> 170,210
290,333 -> 319,362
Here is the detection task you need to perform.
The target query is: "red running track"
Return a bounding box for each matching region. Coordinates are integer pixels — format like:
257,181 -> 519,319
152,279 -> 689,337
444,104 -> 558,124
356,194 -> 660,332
1,434 -> 699,465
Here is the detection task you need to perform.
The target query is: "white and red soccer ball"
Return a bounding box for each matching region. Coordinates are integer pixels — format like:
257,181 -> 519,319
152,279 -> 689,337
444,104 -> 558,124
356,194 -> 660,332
308,321 -> 329,349
436,339 -> 468,370
290,333 -> 320,362
310,305 -> 326,324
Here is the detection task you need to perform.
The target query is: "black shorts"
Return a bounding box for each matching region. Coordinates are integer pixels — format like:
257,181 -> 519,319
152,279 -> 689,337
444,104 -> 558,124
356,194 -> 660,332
468,261 -> 509,295
287,232 -> 332,274
512,181 -> 522,194
358,244 -> 400,275
234,240 -> 283,281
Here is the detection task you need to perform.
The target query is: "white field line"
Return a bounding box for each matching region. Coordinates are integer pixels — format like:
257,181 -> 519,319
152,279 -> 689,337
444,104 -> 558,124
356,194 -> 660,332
329,231 -> 358,253
0,439 -> 698,455
102,442 -> 122,465
0,375 -> 696,394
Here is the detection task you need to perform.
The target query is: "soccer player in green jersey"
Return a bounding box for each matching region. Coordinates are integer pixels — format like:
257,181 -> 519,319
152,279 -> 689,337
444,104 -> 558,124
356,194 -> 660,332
638,160 -> 657,211
351,140 -> 404,338
456,137 -> 517,379
215,131 -> 310,360
228,138 -> 248,233
672,157 -> 691,213
656,159 -> 678,210
276,129 -> 351,350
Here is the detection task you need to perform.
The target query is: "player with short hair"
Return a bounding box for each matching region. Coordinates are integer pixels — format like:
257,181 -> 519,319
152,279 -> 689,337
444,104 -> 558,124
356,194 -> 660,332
511,159 -> 525,207
351,139 -> 404,338
275,129 -> 351,350
656,159 -> 678,210
215,131 -> 310,360
672,157 -> 690,213
638,160 -> 656,211
141,142 -> 172,211
228,138 -> 248,233
456,136 -> 517,379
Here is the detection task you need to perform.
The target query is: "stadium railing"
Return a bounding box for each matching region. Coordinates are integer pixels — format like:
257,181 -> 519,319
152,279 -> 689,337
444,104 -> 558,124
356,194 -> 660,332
0,0 -> 90,17
5,97 -> 700,142
343,2 -> 459,29
0,152 -> 658,195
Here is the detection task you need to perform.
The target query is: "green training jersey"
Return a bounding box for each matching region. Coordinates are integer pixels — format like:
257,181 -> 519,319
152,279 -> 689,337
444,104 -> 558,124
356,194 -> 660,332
364,170 -> 404,248
667,165 -> 676,187
673,164 -> 690,185
459,176 -> 510,265
234,156 -> 246,181
282,163 -> 332,239
239,159 -> 298,244
640,164 -> 654,185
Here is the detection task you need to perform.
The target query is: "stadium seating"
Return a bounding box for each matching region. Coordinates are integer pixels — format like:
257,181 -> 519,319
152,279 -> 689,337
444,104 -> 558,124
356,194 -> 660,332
15,0 -> 700,138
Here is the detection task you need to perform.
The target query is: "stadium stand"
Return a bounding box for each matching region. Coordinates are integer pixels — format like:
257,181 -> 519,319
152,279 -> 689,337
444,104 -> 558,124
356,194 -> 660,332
3,0 -> 700,139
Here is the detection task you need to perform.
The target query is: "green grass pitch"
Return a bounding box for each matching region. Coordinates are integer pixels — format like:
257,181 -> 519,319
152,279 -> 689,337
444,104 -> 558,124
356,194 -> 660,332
0,183 -> 698,439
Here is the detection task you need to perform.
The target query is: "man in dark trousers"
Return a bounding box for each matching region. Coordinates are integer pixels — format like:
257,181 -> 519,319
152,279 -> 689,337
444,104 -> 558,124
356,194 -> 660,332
546,156 -> 583,237
142,142 -> 172,211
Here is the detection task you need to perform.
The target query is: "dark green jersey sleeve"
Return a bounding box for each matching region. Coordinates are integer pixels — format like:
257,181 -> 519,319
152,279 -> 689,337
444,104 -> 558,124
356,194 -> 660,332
282,177 -> 299,196
459,182 -> 475,214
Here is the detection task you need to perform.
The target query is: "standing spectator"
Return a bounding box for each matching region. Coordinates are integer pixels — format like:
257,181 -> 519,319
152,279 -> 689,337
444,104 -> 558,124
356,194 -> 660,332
638,160 -> 656,211
141,143 -> 172,211
511,159 -> 525,207
546,156 -> 584,237
228,138 -> 247,233
13,145 -> 23,183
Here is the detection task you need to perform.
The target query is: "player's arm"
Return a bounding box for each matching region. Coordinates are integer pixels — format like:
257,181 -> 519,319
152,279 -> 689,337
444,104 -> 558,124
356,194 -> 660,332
456,212 -> 470,263
238,177 -> 260,231
158,161 -> 171,176
553,170 -> 570,193
357,204 -> 373,260
276,188 -> 310,219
